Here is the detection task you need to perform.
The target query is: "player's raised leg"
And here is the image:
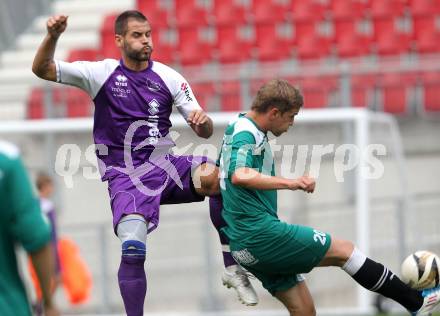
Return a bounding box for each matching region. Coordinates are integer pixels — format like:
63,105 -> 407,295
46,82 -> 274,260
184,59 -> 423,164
319,238 -> 440,315
193,162 -> 258,306
275,281 -> 316,316
116,214 -> 148,316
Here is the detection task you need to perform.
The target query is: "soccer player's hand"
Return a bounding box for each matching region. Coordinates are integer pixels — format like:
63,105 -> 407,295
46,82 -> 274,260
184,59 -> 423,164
290,176 -> 315,193
46,15 -> 68,39
187,109 -> 209,126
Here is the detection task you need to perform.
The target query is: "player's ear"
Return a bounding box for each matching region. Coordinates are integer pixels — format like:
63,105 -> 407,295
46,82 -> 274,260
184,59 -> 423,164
115,34 -> 123,48
268,107 -> 280,120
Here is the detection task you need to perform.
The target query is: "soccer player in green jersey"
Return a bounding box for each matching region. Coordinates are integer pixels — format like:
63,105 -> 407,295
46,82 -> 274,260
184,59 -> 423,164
218,79 -> 440,316
0,141 -> 59,316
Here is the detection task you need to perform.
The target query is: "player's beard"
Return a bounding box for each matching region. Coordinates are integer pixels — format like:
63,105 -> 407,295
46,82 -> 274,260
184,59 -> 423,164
125,45 -> 152,62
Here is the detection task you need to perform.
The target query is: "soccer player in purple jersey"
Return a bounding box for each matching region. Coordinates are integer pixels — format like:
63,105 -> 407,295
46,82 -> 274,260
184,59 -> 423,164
32,10 -> 257,315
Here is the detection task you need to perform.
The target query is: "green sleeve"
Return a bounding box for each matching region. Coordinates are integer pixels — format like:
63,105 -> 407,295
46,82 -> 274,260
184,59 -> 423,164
7,157 -> 51,253
228,131 -> 256,177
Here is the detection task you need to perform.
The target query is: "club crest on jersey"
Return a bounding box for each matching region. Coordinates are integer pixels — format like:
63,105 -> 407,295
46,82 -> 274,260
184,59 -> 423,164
181,82 -> 193,102
148,99 -> 160,115
115,74 -> 128,87
146,78 -> 161,92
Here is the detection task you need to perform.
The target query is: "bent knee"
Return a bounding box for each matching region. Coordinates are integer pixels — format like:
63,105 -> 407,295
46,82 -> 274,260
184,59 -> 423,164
195,164 -> 220,196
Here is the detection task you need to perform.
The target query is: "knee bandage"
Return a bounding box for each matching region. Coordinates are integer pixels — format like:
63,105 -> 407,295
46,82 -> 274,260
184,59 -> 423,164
117,214 -> 148,257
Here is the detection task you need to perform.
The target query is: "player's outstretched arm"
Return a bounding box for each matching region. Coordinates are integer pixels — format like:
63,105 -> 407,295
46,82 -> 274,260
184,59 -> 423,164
32,15 -> 68,82
231,168 -> 315,193
187,109 -> 214,139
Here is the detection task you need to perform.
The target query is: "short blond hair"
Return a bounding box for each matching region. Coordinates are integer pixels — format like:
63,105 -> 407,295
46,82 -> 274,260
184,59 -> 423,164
251,79 -> 303,113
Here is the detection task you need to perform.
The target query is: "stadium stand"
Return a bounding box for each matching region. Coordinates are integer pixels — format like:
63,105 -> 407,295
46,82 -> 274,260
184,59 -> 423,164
0,0 -> 439,118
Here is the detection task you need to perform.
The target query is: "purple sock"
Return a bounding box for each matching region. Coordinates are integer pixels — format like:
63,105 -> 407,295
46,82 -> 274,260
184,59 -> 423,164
118,256 -> 147,316
209,195 -> 237,267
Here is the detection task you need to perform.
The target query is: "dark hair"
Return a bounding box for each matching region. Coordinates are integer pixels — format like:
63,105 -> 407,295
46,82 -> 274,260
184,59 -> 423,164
115,10 -> 148,35
36,172 -> 53,191
251,79 -> 303,114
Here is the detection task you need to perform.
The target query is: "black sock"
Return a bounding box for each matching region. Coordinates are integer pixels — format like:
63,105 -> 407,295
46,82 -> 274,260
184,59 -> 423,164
352,258 -> 423,312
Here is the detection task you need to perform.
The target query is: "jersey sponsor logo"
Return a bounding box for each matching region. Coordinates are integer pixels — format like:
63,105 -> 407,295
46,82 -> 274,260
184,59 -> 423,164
146,78 -> 161,92
147,99 -> 161,144
112,74 -> 131,97
232,249 -> 259,266
180,82 -> 193,102
115,74 -> 128,87
148,99 -> 160,115
313,229 -> 327,246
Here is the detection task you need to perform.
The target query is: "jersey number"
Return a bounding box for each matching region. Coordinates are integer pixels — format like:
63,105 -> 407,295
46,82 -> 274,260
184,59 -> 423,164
313,229 -> 327,246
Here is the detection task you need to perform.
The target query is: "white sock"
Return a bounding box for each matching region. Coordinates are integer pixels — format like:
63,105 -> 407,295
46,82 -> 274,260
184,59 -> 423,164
342,247 -> 367,276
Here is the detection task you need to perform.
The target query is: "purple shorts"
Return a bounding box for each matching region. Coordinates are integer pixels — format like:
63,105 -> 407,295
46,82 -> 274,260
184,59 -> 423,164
107,155 -> 211,234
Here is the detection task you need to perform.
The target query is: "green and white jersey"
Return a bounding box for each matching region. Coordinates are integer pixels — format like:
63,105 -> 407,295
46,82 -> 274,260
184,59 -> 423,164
0,141 -> 51,316
218,113 -> 278,243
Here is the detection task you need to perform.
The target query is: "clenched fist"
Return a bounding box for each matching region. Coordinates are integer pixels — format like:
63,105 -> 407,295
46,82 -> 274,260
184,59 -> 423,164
288,175 -> 316,193
47,15 -> 68,39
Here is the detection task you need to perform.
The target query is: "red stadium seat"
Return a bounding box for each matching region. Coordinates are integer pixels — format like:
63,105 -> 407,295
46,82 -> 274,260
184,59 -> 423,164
66,88 -> 92,117
100,14 -> 118,51
333,20 -> 357,43
213,0 -> 247,25
216,26 -> 253,63
145,9 -> 170,29
336,34 -> 371,57
179,43 -> 212,66
374,19 -> 411,55
299,76 -> 337,108
218,40 -> 252,64
409,0 -> 440,16
330,0 -> 367,19
255,24 -> 291,61
412,16 -> 440,52
219,81 -> 241,111
27,87 -> 68,119
249,78 -> 266,95
416,33 -> 440,53
137,0 -> 160,13
290,1 -> 327,21
177,28 -> 213,65
256,42 -> 291,62
191,82 -> 216,110
350,74 -> 378,108
27,88 -> 44,119
421,72 -> 440,112
137,0 -> 170,28
67,49 -> 100,62
251,0 -> 287,23
380,73 -> 416,114
293,21 -> 317,44
369,0 -> 405,18
413,16 -> 436,40
376,32 -> 411,55
372,18 -> 395,40
153,43 -> 175,64
175,0 -> 209,28
100,45 -> 121,60
296,37 -> 331,60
